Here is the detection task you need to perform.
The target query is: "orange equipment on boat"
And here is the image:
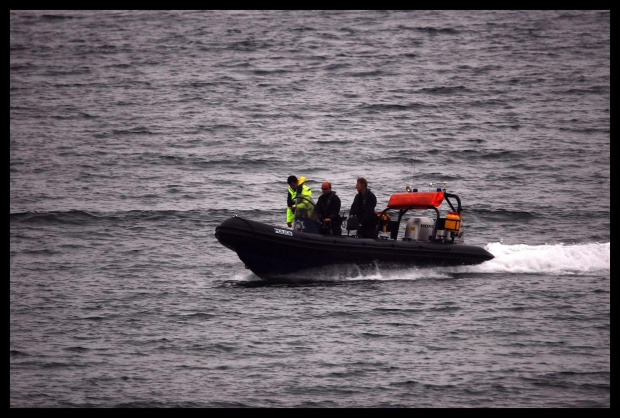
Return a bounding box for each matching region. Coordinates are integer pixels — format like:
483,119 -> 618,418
444,211 -> 462,232
387,191 -> 445,209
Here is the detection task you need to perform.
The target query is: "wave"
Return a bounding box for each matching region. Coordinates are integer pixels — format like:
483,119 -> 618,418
558,86 -> 609,95
470,207 -> 536,221
344,70 -> 385,77
252,68 -> 289,76
111,127 -> 154,136
418,85 -> 471,94
228,39 -> 273,52
396,25 -> 460,35
386,242 -> 610,278
9,208 -> 268,226
473,242 -> 610,274
51,111 -> 97,120
9,209 -> 201,225
361,102 -> 437,112
322,63 -> 351,71
40,14 -> 76,21
385,242 -> 610,277
10,210 -> 101,225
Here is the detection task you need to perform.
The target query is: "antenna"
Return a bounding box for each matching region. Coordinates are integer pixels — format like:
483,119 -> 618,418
412,156 -> 415,191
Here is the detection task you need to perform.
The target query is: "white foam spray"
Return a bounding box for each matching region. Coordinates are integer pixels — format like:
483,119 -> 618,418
229,242 -> 610,282
471,241 -> 611,275
385,242 -> 611,280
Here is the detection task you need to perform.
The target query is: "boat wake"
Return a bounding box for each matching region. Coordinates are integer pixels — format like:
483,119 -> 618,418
473,241 -> 610,275
229,242 -> 610,283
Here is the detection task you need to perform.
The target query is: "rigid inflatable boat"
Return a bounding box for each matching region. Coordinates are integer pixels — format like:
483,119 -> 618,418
215,186 -> 494,280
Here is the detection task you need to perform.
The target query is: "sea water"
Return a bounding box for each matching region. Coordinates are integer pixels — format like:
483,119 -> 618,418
10,10 -> 609,408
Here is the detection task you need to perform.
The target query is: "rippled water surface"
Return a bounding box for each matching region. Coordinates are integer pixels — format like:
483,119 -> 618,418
10,10 -> 609,408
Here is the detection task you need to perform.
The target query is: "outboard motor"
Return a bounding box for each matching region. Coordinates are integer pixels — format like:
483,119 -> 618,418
404,217 -> 434,241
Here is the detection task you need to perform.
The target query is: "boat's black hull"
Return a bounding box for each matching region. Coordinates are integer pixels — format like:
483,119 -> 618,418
215,216 -> 494,280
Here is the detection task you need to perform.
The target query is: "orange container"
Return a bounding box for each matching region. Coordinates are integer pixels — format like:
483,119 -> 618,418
444,211 -> 461,232
387,191 -> 444,209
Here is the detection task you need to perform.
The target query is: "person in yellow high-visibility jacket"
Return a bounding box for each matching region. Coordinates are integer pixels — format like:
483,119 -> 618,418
286,175 -> 313,227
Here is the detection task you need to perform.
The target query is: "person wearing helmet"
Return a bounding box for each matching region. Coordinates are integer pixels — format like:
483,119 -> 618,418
286,175 -> 313,227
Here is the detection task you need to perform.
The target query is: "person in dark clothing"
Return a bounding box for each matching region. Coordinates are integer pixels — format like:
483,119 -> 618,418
348,176 -> 378,239
316,181 -> 342,235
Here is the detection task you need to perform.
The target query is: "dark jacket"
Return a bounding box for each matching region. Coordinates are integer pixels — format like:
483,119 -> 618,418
317,191 -> 342,235
349,189 -> 377,224
316,191 -> 341,221
349,189 -> 377,238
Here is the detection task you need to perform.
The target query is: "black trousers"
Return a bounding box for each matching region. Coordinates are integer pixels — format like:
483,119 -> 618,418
320,221 -> 342,236
357,224 -> 377,239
